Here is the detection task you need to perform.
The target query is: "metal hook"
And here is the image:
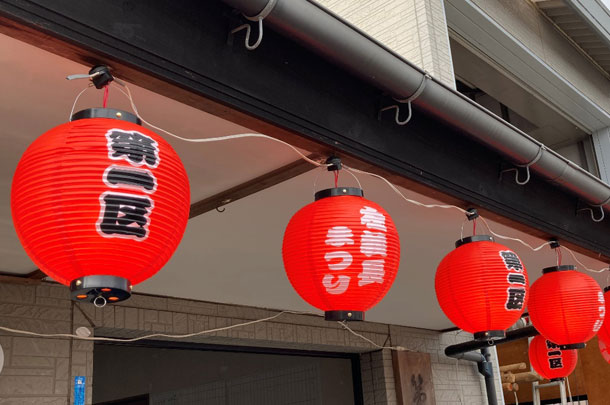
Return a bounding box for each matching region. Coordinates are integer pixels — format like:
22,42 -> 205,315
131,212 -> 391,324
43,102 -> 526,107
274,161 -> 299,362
229,0 -> 277,51
500,145 -> 545,186
378,73 -> 430,126
577,205 -> 605,223
216,206 -> 226,213
230,18 -> 264,50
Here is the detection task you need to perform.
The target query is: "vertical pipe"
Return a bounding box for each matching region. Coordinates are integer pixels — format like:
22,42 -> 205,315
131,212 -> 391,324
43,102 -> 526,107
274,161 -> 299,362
480,347 -> 498,405
559,380 -> 568,405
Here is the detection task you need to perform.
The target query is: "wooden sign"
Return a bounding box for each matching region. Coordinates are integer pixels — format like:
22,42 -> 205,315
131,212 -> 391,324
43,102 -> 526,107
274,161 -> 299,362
392,351 -> 436,405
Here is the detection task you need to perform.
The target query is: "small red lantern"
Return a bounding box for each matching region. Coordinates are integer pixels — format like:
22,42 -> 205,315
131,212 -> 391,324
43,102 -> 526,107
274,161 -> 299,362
528,266 -> 605,349
529,335 -> 578,380
435,236 -> 528,339
12,108 -> 190,304
282,187 -> 400,321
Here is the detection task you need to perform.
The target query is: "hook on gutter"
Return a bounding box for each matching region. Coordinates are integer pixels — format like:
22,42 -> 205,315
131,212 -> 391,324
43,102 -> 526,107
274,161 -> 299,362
500,145 -> 545,185
577,195 -> 610,223
378,73 -> 430,126
229,0 -> 277,51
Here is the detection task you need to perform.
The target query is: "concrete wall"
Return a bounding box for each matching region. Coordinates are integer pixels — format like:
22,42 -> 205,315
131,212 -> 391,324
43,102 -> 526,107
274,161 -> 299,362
316,0 -> 456,88
0,281 -> 488,404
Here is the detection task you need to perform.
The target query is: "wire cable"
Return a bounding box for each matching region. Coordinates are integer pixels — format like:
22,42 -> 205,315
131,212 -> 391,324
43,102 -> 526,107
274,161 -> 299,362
107,82 -> 610,275
337,321 -> 407,351
111,83 -> 327,168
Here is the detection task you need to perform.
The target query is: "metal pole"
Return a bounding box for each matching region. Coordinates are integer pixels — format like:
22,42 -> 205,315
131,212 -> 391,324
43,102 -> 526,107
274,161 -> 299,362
559,379 -> 568,405
479,347 -> 498,405
444,326 -> 539,357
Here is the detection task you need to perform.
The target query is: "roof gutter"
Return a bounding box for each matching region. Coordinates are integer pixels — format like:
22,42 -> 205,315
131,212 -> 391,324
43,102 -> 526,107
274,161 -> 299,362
222,0 -> 610,211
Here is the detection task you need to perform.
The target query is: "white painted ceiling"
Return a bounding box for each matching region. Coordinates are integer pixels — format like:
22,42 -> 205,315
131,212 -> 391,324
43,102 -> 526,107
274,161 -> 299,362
1,33 -> 608,330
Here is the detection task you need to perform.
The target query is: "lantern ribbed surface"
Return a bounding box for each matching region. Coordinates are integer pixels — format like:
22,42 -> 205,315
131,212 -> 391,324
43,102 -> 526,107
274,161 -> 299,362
11,116 -> 190,286
597,289 -> 610,363
435,238 -> 528,335
529,335 -> 577,380
528,268 -> 604,346
282,193 -> 400,315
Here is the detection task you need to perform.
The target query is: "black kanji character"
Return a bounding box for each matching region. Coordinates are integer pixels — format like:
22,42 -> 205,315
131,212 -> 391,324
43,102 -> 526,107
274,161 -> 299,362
98,193 -> 152,238
106,130 -> 159,167
500,251 -> 523,271
549,357 -> 564,369
547,351 -> 562,357
105,166 -> 156,192
546,340 -> 559,350
508,273 -> 526,285
505,287 -> 526,310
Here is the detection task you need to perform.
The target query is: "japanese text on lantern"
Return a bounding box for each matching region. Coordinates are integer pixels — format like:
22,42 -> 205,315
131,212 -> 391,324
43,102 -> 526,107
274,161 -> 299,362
322,206 -> 387,295
499,251 -> 526,311
593,291 -> 606,332
545,340 -> 564,369
96,129 -> 160,240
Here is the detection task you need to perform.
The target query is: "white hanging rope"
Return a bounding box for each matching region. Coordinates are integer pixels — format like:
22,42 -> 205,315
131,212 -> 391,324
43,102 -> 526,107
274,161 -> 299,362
101,82 -> 610,275
337,321 -> 407,351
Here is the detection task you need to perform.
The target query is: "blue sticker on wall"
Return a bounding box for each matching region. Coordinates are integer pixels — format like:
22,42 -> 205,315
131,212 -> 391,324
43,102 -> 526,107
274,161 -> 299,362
74,376 -> 86,405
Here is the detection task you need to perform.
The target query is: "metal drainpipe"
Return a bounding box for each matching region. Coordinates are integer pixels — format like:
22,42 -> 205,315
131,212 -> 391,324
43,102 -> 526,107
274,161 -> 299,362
446,347 -> 498,405
222,0 -> 610,210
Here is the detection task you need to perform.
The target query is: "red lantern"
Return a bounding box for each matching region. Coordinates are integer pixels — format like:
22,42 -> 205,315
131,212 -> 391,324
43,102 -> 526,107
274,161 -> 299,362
599,335 -> 610,364
435,236 -> 528,339
529,335 -> 578,380
282,187 -> 400,321
528,266 -> 604,349
11,109 -> 190,304
597,287 -> 610,363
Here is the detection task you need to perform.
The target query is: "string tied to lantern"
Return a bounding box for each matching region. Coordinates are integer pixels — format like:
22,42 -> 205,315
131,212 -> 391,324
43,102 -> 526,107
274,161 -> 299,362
528,240 -> 605,349
283,155 -> 401,322
436,208 -> 529,340
12,65 -> 190,305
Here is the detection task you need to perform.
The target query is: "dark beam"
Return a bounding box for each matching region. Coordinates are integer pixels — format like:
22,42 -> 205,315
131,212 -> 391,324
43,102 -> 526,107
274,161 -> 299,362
189,155 -> 319,218
25,269 -> 47,280
2,0 -> 610,262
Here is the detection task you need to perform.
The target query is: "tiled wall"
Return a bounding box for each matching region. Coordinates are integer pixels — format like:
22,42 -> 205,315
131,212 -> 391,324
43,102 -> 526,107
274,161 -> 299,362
317,0 -> 456,89
0,281 -> 488,404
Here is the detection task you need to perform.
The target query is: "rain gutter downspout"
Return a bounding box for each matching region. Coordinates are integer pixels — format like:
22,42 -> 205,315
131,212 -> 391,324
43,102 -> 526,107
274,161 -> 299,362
222,0 -> 610,212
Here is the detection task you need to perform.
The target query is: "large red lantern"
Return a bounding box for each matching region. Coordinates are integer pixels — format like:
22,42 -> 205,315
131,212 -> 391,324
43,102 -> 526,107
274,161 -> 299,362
435,236 -> 528,339
528,266 -> 604,349
282,187 -> 400,321
11,108 -> 190,304
529,335 -> 578,380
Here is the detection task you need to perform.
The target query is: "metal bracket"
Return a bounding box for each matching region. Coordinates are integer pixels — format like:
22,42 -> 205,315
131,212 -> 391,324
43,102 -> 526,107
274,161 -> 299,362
576,197 -> 609,223
499,145 -> 545,185
66,65 -> 114,88
229,0 -> 277,51
378,73 -> 430,125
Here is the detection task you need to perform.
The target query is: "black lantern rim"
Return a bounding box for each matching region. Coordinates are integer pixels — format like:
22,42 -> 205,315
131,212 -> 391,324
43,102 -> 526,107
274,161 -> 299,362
71,108 -> 141,125
315,187 -> 364,201
455,235 -> 493,249
324,310 -> 364,321
473,330 -> 506,341
70,275 -> 132,305
604,286 -> 610,293
542,265 -> 576,274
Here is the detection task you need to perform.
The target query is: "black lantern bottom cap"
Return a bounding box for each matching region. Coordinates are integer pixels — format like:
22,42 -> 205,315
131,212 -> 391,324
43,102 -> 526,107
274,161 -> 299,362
70,275 -> 131,305
474,330 -> 506,340
559,343 -> 586,350
325,311 -> 364,321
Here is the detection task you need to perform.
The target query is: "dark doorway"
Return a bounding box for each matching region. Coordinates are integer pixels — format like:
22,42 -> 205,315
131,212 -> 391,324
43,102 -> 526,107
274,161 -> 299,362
93,341 -> 362,405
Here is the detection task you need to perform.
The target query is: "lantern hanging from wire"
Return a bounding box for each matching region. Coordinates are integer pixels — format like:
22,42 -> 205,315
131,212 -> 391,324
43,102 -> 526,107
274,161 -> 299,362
12,70 -> 190,305
435,210 -> 529,340
528,247 -> 605,349
282,159 -> 400,321
529,335 -> 578,380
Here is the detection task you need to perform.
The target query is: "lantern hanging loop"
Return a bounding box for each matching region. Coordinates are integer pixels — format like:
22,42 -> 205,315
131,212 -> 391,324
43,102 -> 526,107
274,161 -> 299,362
93,296 -> 107,308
